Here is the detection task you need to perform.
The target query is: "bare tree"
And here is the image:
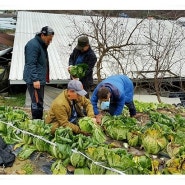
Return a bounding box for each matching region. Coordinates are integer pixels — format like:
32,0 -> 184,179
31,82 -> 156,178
142,20 -> 185,102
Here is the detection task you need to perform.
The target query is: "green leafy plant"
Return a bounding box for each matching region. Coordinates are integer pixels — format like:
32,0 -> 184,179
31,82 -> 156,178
0,93 -> 25,107
21,163 -> 34,174
69,63 -> 88,78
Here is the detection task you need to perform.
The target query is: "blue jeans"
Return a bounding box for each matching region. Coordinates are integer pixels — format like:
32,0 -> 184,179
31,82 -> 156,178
109,101 -> 136,117
125,101 -> 136,117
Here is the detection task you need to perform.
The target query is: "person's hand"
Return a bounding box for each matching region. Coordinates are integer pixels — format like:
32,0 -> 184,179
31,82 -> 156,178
68,65 -> 73,73
91,118 -> 97,123
33,81 -> 40,89
67,66 -> 71,72
79,130 -> 91,136
95,114 -> 103,124
71,76 -> 79,80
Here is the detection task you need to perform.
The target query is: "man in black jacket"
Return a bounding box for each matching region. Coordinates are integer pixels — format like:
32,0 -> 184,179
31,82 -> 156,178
68,36 -> 97,98
23,26 -> 54,119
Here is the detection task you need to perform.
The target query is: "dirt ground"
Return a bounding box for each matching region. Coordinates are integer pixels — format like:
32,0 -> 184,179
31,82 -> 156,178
0,158 -> 44,175
0,151 -> 54,175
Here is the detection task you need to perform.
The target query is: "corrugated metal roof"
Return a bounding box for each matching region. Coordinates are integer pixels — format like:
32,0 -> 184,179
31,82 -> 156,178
9,11 -> 185,85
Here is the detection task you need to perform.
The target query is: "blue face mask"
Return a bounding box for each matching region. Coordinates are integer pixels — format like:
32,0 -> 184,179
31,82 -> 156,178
100,101 -> 110,110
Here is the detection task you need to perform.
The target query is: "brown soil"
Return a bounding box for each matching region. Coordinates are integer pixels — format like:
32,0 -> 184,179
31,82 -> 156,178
0,151 -> 55,175
133,112 -> 150,126
0,158 -> 45,175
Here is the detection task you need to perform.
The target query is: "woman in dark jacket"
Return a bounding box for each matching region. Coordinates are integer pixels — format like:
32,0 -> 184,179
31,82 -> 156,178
68,36 -> 97,98
23,26 -> 54,119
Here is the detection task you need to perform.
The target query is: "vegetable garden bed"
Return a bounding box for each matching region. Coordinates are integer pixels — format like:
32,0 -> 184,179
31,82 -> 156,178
1,101 -> 185,175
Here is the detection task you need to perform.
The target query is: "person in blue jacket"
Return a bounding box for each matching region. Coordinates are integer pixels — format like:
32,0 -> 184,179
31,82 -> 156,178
23,26 -> 54,119
91,74 -> 137,123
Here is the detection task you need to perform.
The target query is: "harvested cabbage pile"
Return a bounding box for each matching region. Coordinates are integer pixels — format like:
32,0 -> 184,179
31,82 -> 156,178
69,63 -> 88,78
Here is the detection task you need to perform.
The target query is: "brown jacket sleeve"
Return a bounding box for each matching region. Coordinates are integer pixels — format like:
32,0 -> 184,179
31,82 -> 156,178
81,96 -> 95,118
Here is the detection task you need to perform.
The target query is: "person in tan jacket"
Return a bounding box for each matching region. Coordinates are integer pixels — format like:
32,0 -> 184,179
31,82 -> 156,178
45,79 -> 95,135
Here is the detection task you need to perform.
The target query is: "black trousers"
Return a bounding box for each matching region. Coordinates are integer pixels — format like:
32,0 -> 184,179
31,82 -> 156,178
27,84 -> 44,119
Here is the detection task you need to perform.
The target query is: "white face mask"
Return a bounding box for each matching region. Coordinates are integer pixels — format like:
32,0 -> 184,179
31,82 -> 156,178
100,99 -> 110,110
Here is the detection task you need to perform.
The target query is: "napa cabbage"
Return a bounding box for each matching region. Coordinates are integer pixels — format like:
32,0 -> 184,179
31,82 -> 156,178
69,63 -> 88,78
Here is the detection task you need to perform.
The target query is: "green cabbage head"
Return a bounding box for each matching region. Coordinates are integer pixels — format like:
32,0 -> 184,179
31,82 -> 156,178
142,127 -> 168,154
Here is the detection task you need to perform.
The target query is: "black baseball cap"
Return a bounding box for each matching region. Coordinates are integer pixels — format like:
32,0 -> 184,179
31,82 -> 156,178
76,36 -> 89,50
39,26 -> 54,36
